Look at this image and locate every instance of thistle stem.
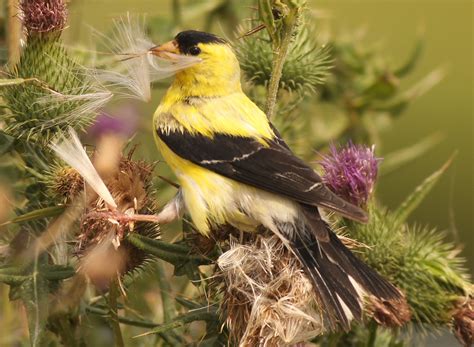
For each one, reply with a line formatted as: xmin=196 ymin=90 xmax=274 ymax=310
xmin=264 ymin=7 xmax=298 ymax=119
xmin=108 ymin=281 xmax=125 ymax=347
xmin=156 ymin=262 xmax=175 ymax=322
xmin=265 ymin=30 xmax=293 ymax=119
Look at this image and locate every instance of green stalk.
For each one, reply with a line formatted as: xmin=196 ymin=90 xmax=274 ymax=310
xmin=85 ymin=305 xmax=183 ymax=345
xmin=108 ymin=281 xmax=125 ymax=347
xmin=262 ymin=1 xmax=302 ymax=119
xmin=156 ymin=261 xmax=175 ymax=322
xmin=265 ymin=30 xmax=294 ymax=119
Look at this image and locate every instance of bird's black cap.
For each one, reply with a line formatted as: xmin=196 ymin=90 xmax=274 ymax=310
xmin=175 ymin=30 xmax=226 ymax=53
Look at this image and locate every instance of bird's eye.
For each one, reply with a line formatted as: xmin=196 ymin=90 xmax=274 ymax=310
xmin=189 ymin=46 xmax=201 ymax=56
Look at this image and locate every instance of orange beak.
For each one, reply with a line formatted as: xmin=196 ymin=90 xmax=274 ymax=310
xmin=149 ymin=40 xmax=180 ymax=59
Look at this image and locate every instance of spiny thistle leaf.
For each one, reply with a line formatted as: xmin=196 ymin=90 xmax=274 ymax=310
xmin=0 ymin=205 xmax=66 ymax=227
xmin=392 ymin=155 xmax=454 ymax=227
xmin=136 ymin=308 xmax=218 ymax=337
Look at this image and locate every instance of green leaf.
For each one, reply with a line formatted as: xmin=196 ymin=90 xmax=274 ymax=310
xmin=126 ymin=234 xmax=211 ymax=282
xmin=372 ymin=68 xmax=445 ymax=116
xmin=135 ymin=308 xmax=218 ymax=337
xmin=0 ymin=273 xmax=28 ymax=285
xmin=394 ymin=34 xmax=424 ymax=77
xmin=175 ymin=296 xmax=203 ymax=310
xmin=1 ymin=205 xmax=66 ymax=226
xmin=393 ymin=155 xmax=455 ymax=226
xmin=380 ymin=133 xmax=443 ymax=176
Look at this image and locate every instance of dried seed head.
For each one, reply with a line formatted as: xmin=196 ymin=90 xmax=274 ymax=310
xmin=20 ymin=0 xmax=68 ymax=35
xmin=76 ymin=151 xmax=158 ymax=290
xmin=217 ymin=234 xmax=325 ymax=345
xmin=452 ymin=297 xmax=474 ymax=347
xmin=320 ymin=142 xmax=381 ymax=206
xmin=367 ymin=295 xmax=411 ymax=328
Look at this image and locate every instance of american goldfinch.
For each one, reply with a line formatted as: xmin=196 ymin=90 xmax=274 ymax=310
xmin=152 ymin=30 xmax=402 ymax=330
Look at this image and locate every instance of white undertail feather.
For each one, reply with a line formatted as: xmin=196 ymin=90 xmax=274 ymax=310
xmin=50 ymin=128 xmax=117 ymax=209
xmin=92 ymin=14 xmax=201 ymax=101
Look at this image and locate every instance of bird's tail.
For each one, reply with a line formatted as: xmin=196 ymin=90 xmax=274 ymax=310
xmin=274 ymin=212 xmax=403 ymax=331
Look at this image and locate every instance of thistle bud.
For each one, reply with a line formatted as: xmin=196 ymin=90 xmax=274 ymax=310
xmin=320 ymin=142 xmax=381 ymax=207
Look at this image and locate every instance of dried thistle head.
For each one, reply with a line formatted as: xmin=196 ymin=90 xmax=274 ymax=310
xmin=217 ymin=234 xmax=325 ymax=346
xmin=20 ymin=0 xmax=68 ymax=35
xmin=320 ymin=142 xmax=381 ymax=207
xmin=452 ymin=296 xmax=474 ymax=347
xmin=76 ymin=152 xmax=157 ymax=290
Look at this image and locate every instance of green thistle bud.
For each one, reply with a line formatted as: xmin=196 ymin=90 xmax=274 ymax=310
xmin=236 ymin=26 xmax=332 ymax=95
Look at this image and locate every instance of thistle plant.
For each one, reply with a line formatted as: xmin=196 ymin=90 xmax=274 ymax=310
xmin=0 ymin=1 xmax=471 ymax=346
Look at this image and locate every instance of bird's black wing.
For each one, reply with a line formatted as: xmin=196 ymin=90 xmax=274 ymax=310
xmin=157 ymin=129 xmax=368 ymax=223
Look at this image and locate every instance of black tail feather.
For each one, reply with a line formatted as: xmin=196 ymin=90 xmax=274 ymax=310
xmin=275 ymin=211 xmax=402 ymax=331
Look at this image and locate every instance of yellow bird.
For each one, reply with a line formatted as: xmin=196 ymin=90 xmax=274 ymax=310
xmin=152 ymin=30 xmax=402 ymax=330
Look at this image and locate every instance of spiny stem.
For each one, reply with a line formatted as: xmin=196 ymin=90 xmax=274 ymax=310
xmin=263 ymin=0 xmax=301 ymax=120
xmin=265 ymin=30 xmax=293 ymax=119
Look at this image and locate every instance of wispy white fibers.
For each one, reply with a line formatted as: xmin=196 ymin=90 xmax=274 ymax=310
xmin=50 ymin=128 xmax=117 ymax=209
xmin=93 ymin=14 xmax=201 ymax=102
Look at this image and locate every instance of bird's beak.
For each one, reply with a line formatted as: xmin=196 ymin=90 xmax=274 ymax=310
xmin=149 ymin=40 xmax=180 ymax=60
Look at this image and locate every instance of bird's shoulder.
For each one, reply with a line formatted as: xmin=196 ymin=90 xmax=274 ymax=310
xmin=155 ymin=92 xmax=273 ymax=140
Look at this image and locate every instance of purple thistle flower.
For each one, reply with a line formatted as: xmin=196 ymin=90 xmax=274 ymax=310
xmin=88 ymin=105 xmax=139 ymax=139
xmin=320 ymin=142 xmax=381 ymax=207
xmin=20 ymin=0 xmax=68 ymax=34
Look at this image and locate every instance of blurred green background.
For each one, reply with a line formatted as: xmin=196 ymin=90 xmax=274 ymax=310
xmin=65 ymin=0 xmax=473 ymax=271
